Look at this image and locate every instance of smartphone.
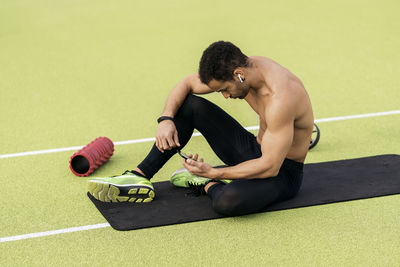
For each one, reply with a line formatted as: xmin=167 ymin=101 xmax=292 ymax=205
xmin=177 ymin=150 xmax=190 ymax=160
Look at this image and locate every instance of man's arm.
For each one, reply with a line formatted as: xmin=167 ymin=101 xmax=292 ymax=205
xmin=183 ymin=100 xmax=295 ymax=179
xmin=214 ymin=112 xmax=294 ymax=179
xmin=156 ymin=73 xmax=213 ymax=152
xmin=160 ymin=73 xmax=213 ymax=117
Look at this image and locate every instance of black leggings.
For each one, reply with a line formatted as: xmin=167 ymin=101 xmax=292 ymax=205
xmin=138 ymin=94 xmax=303 ymax=216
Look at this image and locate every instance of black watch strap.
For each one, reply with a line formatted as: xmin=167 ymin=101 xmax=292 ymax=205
xmin=157 ymin=116 xmax=174 ymax=124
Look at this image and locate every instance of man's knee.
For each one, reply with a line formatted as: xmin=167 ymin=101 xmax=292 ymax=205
xmin=212 ymin=187 xmax=246 ymax=216
xmin=179 ymin=94 xmax=210 ymax=115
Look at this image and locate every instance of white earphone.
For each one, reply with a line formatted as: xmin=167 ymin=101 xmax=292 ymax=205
xmin=238 ymin=74 xmax=244 ymax=83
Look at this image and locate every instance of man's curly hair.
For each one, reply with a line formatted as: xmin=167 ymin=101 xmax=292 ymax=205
xmin=199 ymin=41 xmax=249 ymax=84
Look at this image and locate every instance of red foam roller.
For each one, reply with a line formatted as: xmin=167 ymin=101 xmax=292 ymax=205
xmin=69 ymin=137 xmax=114 ymax=177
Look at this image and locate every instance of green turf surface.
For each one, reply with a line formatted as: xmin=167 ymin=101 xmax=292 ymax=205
xmin=2 ymin=195 xmax=399 ymax=266
xmin=1 ymin=0 xmax=400 ymax=265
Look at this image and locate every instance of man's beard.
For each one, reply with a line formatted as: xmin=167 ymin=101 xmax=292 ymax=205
xmin=239 ymin=87 xmax=249 ymax=99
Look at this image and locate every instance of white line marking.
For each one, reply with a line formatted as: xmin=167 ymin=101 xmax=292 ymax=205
xmin=0 ymin=223 xmax=110 ymax=243
xmin=0 ymin=109 xmax=400 ymax=243
xmin=1 ymin=110 xmax=399 ymax=160
xmin=314 ymin=110 xmax=400 ymax=123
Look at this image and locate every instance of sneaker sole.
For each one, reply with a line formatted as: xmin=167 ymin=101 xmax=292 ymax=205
xmin=88 ymin=182 xmax=155 ymax=203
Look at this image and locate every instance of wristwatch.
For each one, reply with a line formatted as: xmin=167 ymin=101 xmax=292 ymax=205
xmin=157 ymin=116 xmax=174 ymax=124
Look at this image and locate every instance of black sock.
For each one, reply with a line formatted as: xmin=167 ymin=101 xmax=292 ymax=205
xmin=130 ymin=170 xmax=147 ymax=179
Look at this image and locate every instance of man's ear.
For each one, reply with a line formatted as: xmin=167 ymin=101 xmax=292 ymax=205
xmin=233 ymin=68 xmax=245 ymax=80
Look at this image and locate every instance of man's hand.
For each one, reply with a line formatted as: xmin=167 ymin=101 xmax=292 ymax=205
xmin=182 ymin=153 xmax=218 ymax=179
xmin=155 ymin=120 xmax=180 ymax=153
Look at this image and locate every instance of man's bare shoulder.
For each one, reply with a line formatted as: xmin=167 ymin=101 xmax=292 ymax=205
xmin=259 ymin=65 xmax=309 ymax=124
xmin=266 ymin=90 xmax=297 ymax=120
xmin=250 ymin=56 xmax=301 ymax=79
xmin=249 ymin=56 xmax=284 ymax=69
xmin=249 ymin=55 xmax=274 ymax=62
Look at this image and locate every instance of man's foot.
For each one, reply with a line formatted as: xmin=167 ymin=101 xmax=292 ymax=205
xmin=170 ymin=168 xmax=231 ymax=189
xmin=87 ymin=171 xmax=155 ymax=203
xmin=170 ymin=168 xmax=211 ymax=188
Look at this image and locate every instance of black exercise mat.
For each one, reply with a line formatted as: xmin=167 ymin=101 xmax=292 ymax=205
xmin=88 ymin=154 xmax=400 ymax=231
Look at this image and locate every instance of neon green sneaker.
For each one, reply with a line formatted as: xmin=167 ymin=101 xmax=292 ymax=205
xmin=170 ymin=168 xmax=232 ymax=188
xmin=87 ymin=171 xmax=155 ymax=203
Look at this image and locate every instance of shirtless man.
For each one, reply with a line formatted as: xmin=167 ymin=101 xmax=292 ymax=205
xmin=88 ymin=41 xmax=314 ymax=216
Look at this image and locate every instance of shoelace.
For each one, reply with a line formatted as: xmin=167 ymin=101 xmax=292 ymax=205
xmin=185 ymin=179 xmax=215 ymax=197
